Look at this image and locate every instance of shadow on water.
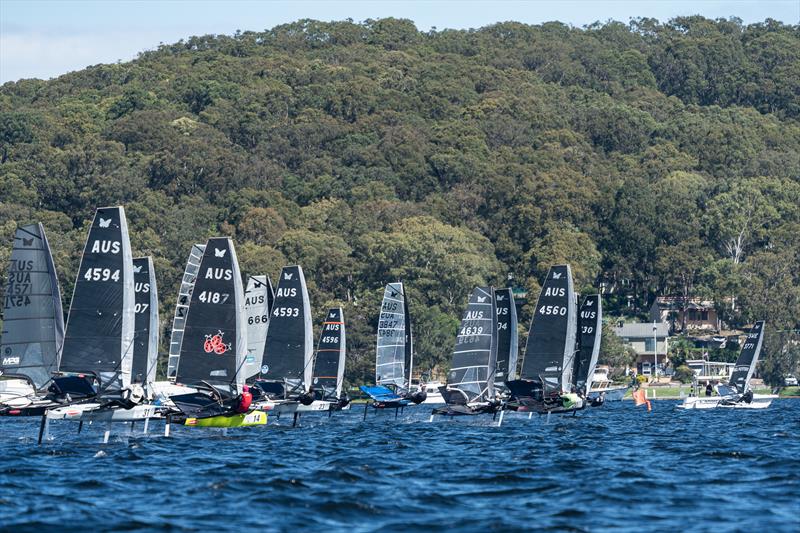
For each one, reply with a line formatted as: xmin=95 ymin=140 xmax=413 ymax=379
xmin=1 ymin=399 xmax=799 ymax=531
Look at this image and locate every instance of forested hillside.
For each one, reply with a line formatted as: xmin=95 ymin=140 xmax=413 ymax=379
xmin=1 ymin=17 xmax=798 ymax=385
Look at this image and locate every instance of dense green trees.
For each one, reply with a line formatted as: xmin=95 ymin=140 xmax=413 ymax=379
xmin=1 ymin=17 xmax=798 ymax=386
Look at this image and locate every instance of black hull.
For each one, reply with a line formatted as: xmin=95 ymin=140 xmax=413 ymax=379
xmin=431 ymin=403 xmax=499 ymax=417
xmin=0 ymin=404 xmax=54 ymax=417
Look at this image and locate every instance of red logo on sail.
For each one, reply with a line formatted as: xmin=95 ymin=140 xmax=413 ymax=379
xmin=204 ymin=331 xmax=231 ymax=355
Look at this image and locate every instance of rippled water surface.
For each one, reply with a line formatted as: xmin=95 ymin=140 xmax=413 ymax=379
xmin=1 ymin=400 xmax=798 ymax=531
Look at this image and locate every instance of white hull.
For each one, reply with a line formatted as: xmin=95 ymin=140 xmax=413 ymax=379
xmin=255 ymin=399 xmax=335 ymax=414
xmin=421 ymin=392 xmax=445 ymax=404
xmin=46 ymin=403 xmax=163 ymax=421
xmin=588 ymin=385 xmax=629 ymax=402
xmin=678 ymin=394 xmax=777 ymax=410
xmin=0 ymin=379 xmax=36 ymax=407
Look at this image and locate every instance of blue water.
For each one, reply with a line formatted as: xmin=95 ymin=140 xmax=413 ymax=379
xmin=1 ymin=400 xmax=798 ymax=532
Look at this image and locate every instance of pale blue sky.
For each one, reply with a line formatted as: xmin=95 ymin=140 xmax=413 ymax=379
xmin=1 ymin=1 xmax=798 ymax=83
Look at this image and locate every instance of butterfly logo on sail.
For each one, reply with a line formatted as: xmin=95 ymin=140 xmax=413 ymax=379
xmin=203 ymin=331 xmax=231 ymax=355
xmin=284 ymin=272 xmax=293 ymax=280
xmin=21 ymin=238 xmax=33 ymax=246
xmin=496 ymin=295 xmax=505 ymax=301
xmin=133 ymin=264 xmax=142 ymax=273
xmin=330 ymin=312 xmax=336 ymax=318
xmin=586 ymin=299 xmax=594 ymax=306
xmin=214 ymin=248 xmax=226 ymax=258
xmin=98 ymin=218 xmax=111 ymax=228
xmin=477 ymin=296 xmax=487 ymax=303
xmin=390 ymin=290 xmax=398 ymax=298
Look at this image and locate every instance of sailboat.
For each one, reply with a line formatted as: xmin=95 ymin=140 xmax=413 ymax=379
xmin=574 ymin=295 xmax=603 ymax=406
xmin=360 ymin=282 xmax=426 ymax=417
xmin=243 ymin=275 xmax=274 ymax=383
xmin=432 ymin=286 xmax=501 ymax=417
xmin=131 ymin=257 xmax=158 ymax=391
xmin=504 ymin=264 xmax=582 ymax=414
xmin=167 ymin=237 xmax=265 ymax=427
xmin=44 ymin=207 xmax=163 ymax=428
xmin=679 ymin=321 xmax=777 ymax=409
xmin=493 ymin=287 xmax=518 ymax=394
xmin=251 ymin=265 xmax=334 ymax=421
xmin=311 ymin=307 xmax=349 ymax=409
xmin=0 ymin=223 xmax=64 ymax=416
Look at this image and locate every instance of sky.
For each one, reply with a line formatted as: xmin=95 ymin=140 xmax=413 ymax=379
xmin=1 ymin=0 xmax=798 ymax=83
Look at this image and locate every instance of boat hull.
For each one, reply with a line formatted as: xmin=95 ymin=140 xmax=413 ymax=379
xmin=677 ymin=394 xmax=777 ymax=410
xmin=588 ymin=385 xmax=629 ymax=402
xmin=255 ymin=400 xmax=334 ymax=414
xmin=184 ymin=410 xmax=267 ymax=427
xmin=46 ymin=403 xmax=163 ymax=421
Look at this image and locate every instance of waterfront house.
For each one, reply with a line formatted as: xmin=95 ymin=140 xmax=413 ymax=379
xmin=649 ymin=297 xmax=720 ymax=334
xmin=614 ymin=322 xmax=670 ymax=376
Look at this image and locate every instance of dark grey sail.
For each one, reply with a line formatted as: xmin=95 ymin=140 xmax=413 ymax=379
xmin=131 ymin=257 xmax=159 ymax=385
xmin=573 ymin=295 xmax=602 ymax=395
xmin=175 ymin=238 xmax=246 ymax=393
xmin=447 ymin=287 xmax=497 ymax=402
xmin=0 ymin=223 xmax=64 ymax=390
xmin=729 ymin=321 xmax=765 ymax=394
xmin=167 ymin=243 xmax=205 ymax=380
xmin=493 ymin=288 xmax=518 ymax=387
xmin=243 ymin=275 xmax=274 ymax=382
xmin=376 ymin=282 xmax=413 ymax=390
xmin=519 ymin=265 xmax=577 ymax=394
xmin=312 ymin=307 xmax=346 ymax=398
xmin=60 ymin=206 xmax=135 ymax=391
xmin=261 ymin=265 xmax=313 ymax=391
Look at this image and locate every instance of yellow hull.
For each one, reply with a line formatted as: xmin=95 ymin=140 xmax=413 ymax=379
xmin=184 ymin=411 xmax=267 ymax=427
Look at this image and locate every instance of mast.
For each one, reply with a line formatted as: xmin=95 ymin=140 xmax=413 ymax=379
xmin=59 ymin=206 xmax=135 ymax=392
xmin=167 ymin=243 xmax=205 ymax=380
xmin=0 ymin=223 xmax=64 ymax=390
xmin=404 ymin=287 xmax=413 ymax=390
xmin=243 ymin=275 xmax=272 ymax=382
xmin=729 ymin=321 xmax=766 ymax=394
xmin=131 ymin=257 xmax=159 ymax=385
xmin=312 ymin=307 xmax=346 ymax=398
xmin=446 ymin=287 xmax=496 ymax=402
xmin=262 ymin=265 xmax=313 ymax=392
xmin=375 ymin=282 xmax=408 ymax=390
xmin=493 ymin=287 xmax=518 ymax=386
xmin=573 ymin=295 xmax=602 ymax=395
xmin=519 ymin=265 xmax=577 ymax=394
xmin=175 ymin=238 xmax=246 ymax=394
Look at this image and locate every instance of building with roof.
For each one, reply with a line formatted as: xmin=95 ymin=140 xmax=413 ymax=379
xmin=649 ymin=297 xmax=720 ymax=333
xmin=614 ymin=322 xmax=670 ymax=376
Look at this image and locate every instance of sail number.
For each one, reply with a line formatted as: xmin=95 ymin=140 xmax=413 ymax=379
xmin=321 ymin=336 xmax=339 ymax=343
xmin=539 ymin=305 xmax=567 ymax=316
xmin=248 ymin=315 xmax=268 ymax=325
xmin=83 ymin=268 xmax=120 ymax=282
xmin=135 ymin=303 xmax=149 ymax=313
xmin=460 ymin=326 xmax=484 ymax=336
xmin=198 ymin=291 xmax=229 ymax=304
xmin=581 ymin=326 xmax=594 ymax=334
xmin=273 ymin=307 xmax=300 ymax=317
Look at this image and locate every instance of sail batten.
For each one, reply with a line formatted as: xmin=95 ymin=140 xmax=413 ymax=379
xmin=0 ymin=223 xmax=65 ymax=390
xmin=375 ymin=282 xmax=412 ymax=390
xmin=59 ymin=207 xmax=135 ymax=391
xmin=519 ymin=265 xmax=577 ymax=394
xmin=131 ymin=257 xmax=159 ymax=385
xmin=312 ymin=307 xmax=346 ymax=399
xmin=175 ymin=238 xmax=246 ymax=393
xmin=261 ymin=266 xmax=313 ymax=391
xmin=447 ymin=287 xmax=497 ymax=402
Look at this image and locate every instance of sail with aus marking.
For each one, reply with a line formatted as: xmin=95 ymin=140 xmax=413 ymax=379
xmin=728 ymin=321 xmax=765 ymax=394
xmin=447 ymin=287 xmax=497 ymax=402
xmin=243 ymin=275 xmax=274 ymax=382
xmin=59 ymin=206 xmax=135 ymax=392
xmin=261 ymin=265 xmax=313 ymax=392
xmin=573 ymin=295 xmax=602 ymax=395
xmin=519 ymin=265 xmax=577 ymax=394
xmin=175 ymin=238 xmax=246 ymax=394
xmin=167 ymin=243 xmax=205 ymax=380
xmin=312 ymin=307 xmax=346 ymax=399
xmin=0 ymin=223 xmax=65 ymax=390
xmin=493 ymin=287 xmax=518 ymax=386
xmin=131 ymin=257 xmax=159 ymax=385
xmin=376 ymin=282 xmax=412 ymax=390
